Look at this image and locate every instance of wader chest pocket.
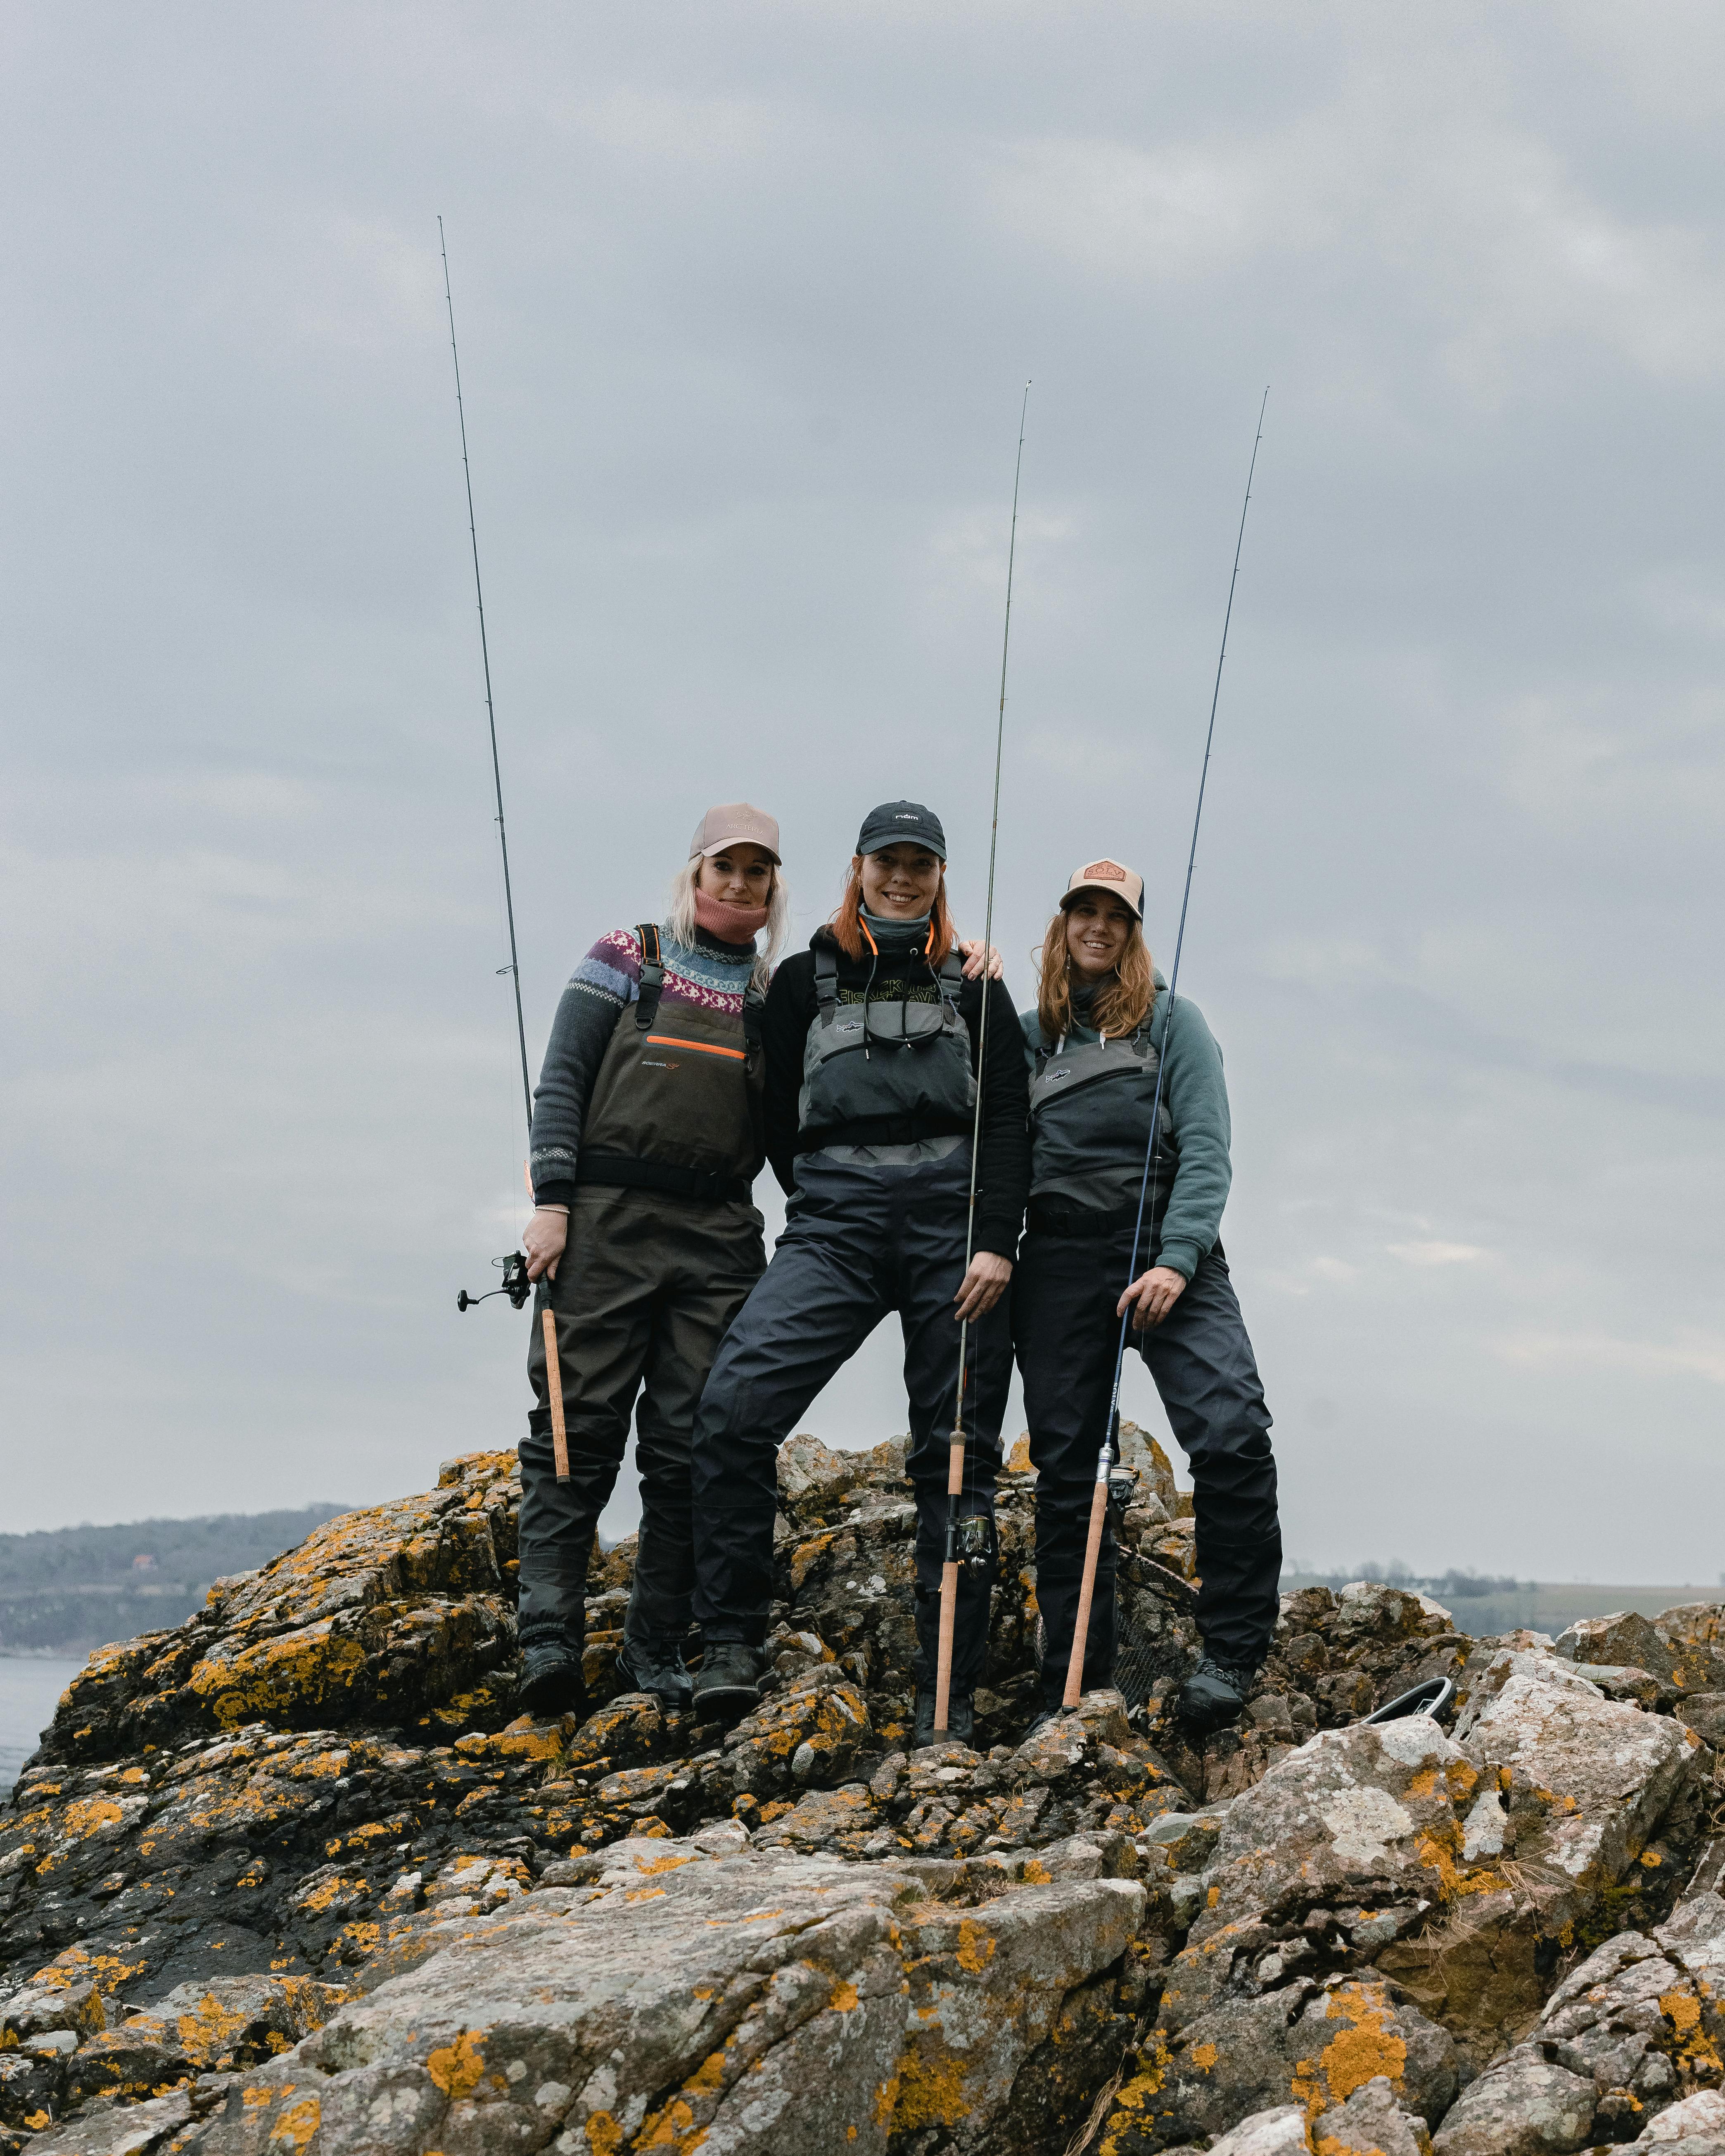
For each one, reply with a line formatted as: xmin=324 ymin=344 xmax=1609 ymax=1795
xmin=801 ymin=944 xmax=975 ymax=1130
xmin=578 ymin=925 xmax=765 ymax=1191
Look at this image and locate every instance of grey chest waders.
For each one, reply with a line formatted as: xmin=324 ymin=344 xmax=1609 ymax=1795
xmin=1062 ymin=388 xmax=1269 ymax=1712
xmin=933 ymin=383 xmax=1031 ymax=1738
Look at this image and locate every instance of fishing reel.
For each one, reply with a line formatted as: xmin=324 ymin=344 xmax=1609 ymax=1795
xmin=1106 ymin=1463 xmax=1139 ymax=1526
xmin=456 ymin=1250 xmax=532 ymax=1312
xmin=950 ymin=1513 xmax=999 ymax=1580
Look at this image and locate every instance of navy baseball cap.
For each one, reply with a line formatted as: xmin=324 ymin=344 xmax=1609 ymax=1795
xmin=856 ymin=800 xmax=947 ymax=859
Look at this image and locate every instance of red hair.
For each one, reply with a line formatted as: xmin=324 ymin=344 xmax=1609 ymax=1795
xmin=830 ymin=857 xmax=955 ymax=966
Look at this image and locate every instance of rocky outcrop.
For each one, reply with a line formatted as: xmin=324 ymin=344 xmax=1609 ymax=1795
xmin=165 ymin=1826 xmax=1143 ymax=2156
xmin=2 ymin=1431 xmax=1721 ymax=2154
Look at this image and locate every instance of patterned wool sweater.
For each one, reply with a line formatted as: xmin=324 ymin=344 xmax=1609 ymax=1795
xmin=529 ymin=924 xmax=760 ymax=1207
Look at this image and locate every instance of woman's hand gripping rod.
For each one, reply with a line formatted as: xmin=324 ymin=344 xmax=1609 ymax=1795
xmin=1062 ymin=388 xmax=1269 ymax=1712
xmin=935 ymin=384 xmax=1031 ymax=1738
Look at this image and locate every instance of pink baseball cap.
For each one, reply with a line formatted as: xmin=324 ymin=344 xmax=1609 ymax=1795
xmin=1060 ymin=856 xmax=1144 ymax=919
xmin=688 ymin=802 xmax=781 ymax=865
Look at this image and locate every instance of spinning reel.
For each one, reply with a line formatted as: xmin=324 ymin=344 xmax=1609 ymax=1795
xmin=456 ymin=1250 xmax=532 ymax=1312
xmin=952 ymin=1513 xmax=999 ymax=1579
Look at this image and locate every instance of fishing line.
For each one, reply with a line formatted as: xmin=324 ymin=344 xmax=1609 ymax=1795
xmin=443 ymin=218 xmax=543 ymax=1345
xmin=933 ymin=381 xmax=1031 ymax=1736
xmin=1062 ymin=386 xmax=1270 ymax=1711
xmin=439 ymin=216 xmax=533 ymax=1138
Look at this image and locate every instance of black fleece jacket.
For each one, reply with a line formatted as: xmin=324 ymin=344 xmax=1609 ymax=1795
xmin=761 ymin=929 xmax=1030 ymax=1259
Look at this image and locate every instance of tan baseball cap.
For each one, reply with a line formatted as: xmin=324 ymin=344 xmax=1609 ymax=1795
xmin=688 ymin=802 xmax=781 ymax=865
xmin=1060 ymin=856 xmax=1144 ymax=919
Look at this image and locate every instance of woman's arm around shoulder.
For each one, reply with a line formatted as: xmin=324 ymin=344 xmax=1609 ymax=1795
xmin=972 ymin=975 xmax=1030 ymax=1258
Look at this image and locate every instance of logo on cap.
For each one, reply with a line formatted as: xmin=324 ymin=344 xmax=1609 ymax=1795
xmin=895 ymin=813 xmax=917 ymax=821
xmin=1082 ymin=860 xmax=1127 ymax=881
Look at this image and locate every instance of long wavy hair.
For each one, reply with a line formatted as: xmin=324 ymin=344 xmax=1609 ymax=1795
xmin=1035 ymin=904 xmax=1156 ymax=1041
xmin=829 ymin=857 xmax=956 ymax=966
xmin=666 ymin=859 xmax=790 ymax=991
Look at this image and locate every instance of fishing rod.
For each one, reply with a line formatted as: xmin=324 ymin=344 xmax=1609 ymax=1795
xmin=1062 ymin=387 xmax=1269 ymax=1712
xmin=934 ymin=382 xmax=1031 ymax=1739
xmin=440 ymin=216 xmax=533 ymax=1135
xmin=439 ymin=220 xmax=570 ymax=1480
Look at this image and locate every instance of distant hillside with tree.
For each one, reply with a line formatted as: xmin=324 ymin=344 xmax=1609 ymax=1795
xmin=0 ymin=1507 xmax=350 ymax=1657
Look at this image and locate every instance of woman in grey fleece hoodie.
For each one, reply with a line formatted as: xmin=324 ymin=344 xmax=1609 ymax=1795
xmin=1012 ymin=856 xmax=1281 ymax=1740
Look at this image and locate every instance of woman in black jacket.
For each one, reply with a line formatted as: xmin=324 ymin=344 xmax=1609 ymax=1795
xmin=689 ymin=801 xmax=1029 ymax=1742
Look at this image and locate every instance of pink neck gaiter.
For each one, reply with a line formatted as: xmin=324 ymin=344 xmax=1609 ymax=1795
xmin=695 ymin=888 xmax=769 ymax=945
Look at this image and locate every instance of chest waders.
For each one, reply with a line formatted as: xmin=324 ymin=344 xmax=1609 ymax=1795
xmin=582 ymin=924 xmax=766 ymax=1202
xmin=1027 ymin=1025 xmax=1179 ymax=1218
xmin=933 ymin=381 xmax=1031 ymax=1737
xmin=1062 ymin=388 xmax=1268 ymax=1711
xmin=535 ymin=927 xmax=765 ymax=1483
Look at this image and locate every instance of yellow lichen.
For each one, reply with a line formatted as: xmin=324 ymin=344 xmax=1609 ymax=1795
xmin=636 ymin=2093 xmax=707 ymax=2149
xmin=425 ymin=2027 xmax=486 ymax=2098
xmin=955 ymin=1920 xmax=996 ymax=1974
xmin=1291 ymin=1984 xmax=1408 ymax=2123
xmin=892 ymin=2044 xmax=972 ymax=2130
xmin=265 ymin=2095 xmax=321 ymax=2149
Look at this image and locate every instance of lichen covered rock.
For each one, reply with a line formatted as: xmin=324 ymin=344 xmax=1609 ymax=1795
xmin=6 ymin=1439 xmax=1725 ymax=2155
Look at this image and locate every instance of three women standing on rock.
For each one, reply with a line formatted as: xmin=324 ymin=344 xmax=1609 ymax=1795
xmin=515 ymin=803 xmax=1280 ymax=1745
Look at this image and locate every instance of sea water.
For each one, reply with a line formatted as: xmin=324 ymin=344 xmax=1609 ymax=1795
xmin=0 ymin=1657 xmax=81 ymax=1792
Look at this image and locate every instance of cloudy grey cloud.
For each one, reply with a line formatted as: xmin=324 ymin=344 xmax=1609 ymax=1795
xmin=5 ymin=3 xmax=1721 ymax=1583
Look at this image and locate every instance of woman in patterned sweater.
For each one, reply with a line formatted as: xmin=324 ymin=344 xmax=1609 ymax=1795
xmin=515 ymin=804 xmax=788 ymax=1718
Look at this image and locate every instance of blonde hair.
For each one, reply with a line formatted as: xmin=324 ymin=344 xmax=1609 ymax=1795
xmin=667 ymin=857 xmax=789 ymax=989
xmin=1034 ymin=904 xmax=1156 ymax=1043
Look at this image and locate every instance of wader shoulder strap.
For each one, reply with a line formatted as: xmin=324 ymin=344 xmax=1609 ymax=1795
xmin=634 ymin=923 xmax=665 ymax=1032
xmin=814 ymin=943 xmax=839 ymax=1025
xmin=743 ymin=981 xmax=767 ymax=1165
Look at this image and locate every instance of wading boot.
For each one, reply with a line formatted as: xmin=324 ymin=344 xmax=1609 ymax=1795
xmin=518 ymin=1632 xmax=585 ymax=1721
xmin=691 ymin=1641 xmax=764 ymax=1727
xmin=1177 ymin=1653 xmax=1255 ymax=1736
xmin=914 ymin=1689 xmax=975 ymax=1749
xmin=616 ymin=1633 xmax=694 ymax=1715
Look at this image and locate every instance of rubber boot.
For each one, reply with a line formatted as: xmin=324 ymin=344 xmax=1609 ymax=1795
xmin=691 ymin=1641 xmax=764 ymax=1726
xmin=616 ymin=1629 xmax=694 ymax=1715
xmin=1177 ymin=1653 xmax=1256 ymax=1735
xmin=517 ymin=1618 xmax=585 ymax=1721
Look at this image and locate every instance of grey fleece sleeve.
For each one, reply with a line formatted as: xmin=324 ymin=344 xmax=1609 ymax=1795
xmin=1153 ymin=995 xmax=1233 ymax=1280
xmin=527 ymin=928 xmax=639 ymax=1204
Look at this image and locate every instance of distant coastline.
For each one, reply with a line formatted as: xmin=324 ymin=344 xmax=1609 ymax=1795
xmin=1281 ymin=1570 xmax=1719 ymax=1641
xmin=0 ymin=1505 xmax=349 ymax=1659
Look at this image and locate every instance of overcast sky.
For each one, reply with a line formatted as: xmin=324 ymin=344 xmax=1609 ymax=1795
xmin=4 ymin=4 xmax=1722 ymax=1583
